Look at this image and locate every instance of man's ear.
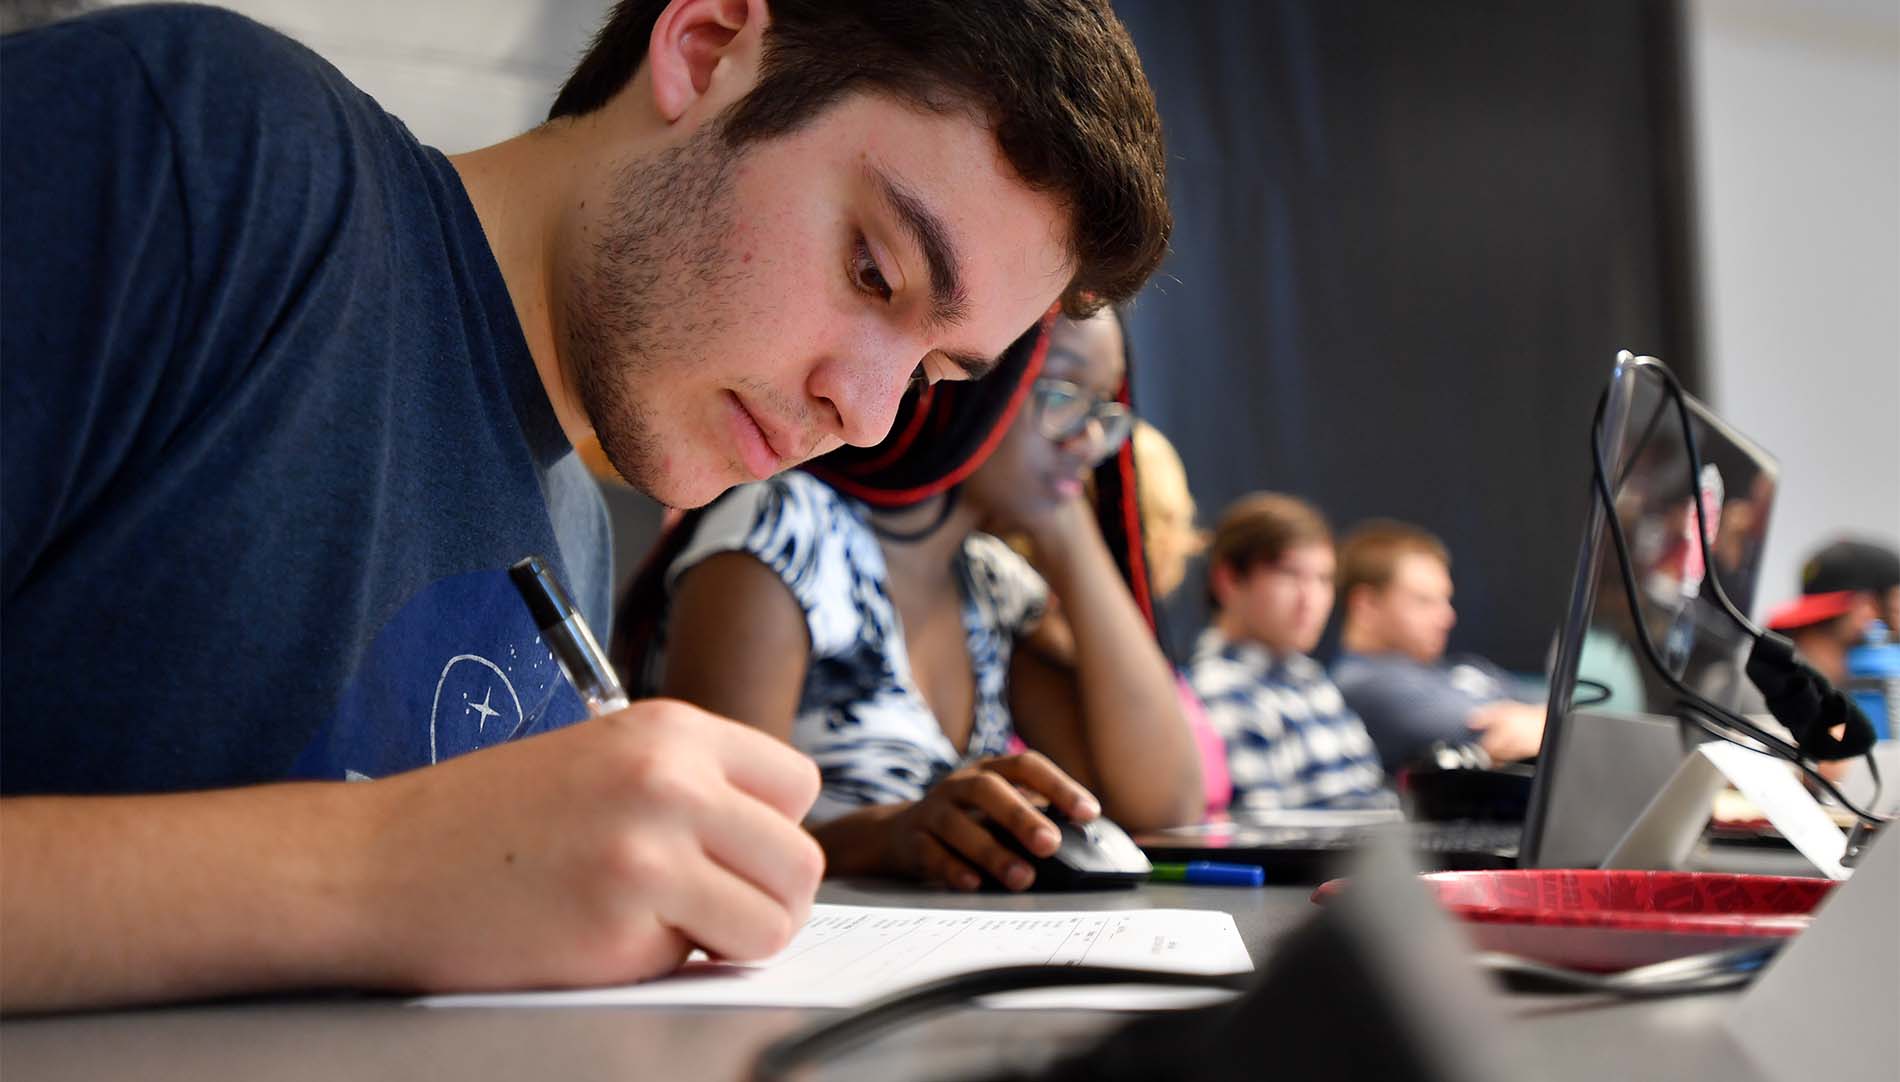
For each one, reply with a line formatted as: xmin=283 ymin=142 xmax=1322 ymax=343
xmin=647 ymin=0 xmax=769 ymax=124
xmin=1209 ymin=561 xmax=1238 ymax=609
xmin=1848 ymin=593 xmax=1880 ymax=624
xmin=1343 ymin=583 xmax=1376 ymax=625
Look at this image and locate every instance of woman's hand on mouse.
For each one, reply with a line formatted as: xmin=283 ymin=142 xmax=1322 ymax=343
xmin=883 ymin=752 xmax=1100 ymax=892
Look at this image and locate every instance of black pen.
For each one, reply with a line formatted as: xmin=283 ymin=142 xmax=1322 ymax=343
xmin=509 ymin=555 xmax=631 ymax=716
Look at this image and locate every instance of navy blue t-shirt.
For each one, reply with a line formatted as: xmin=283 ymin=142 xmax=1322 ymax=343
xmin=1 ymin=7 xmax=612 ymax=795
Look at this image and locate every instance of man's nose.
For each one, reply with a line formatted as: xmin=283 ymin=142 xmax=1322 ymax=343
xmin=806 ymin=336 xmax=923 ymax=448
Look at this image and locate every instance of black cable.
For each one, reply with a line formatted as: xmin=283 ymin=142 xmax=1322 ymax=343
xmin=1679 ymin=703 xmax=1888 ymax=835
xmin=1476 ymin=942 xmax=1780 ymax=998
xmin=1589 ymin=390 xmax=1781 ymax=759
xmin=1675 ymin=700 xmax=1875 ymax=816
xmin=1572 ymin=677 xmax=1613 ymax=709
xmin=1620 ymin=396 xmax=1672 ymax=488
xmin=748 ymin=938 xmax=1787 ymax=1081
xmin=747 ymin=940 xmax=1772 ymax=1082
xmin=1588 ymin=360 xmax=1888 ymax=825
xmin=1589 ymin=371 xmax=1828 ymax=790
xmin=748 ymin=965 xmax=1251 ymax=1082
xmin=1624 ymin=359 xmax=1763 ymax=640
xmin=1866 ymin=749 xmax=1884 ymax=814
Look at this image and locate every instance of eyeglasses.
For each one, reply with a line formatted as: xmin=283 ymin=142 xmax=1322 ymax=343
xmin=1029 ymin=378 xmax=1133 ymax=463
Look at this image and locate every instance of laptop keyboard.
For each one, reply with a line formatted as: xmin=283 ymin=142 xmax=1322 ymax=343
xmin=1220 ymin=820 xmax=1519 ymax=855
xmin=1411 ymin=820 xmax=1522 ymax=855
xmin=1136 ymin=817 xmax=1524 ymax=880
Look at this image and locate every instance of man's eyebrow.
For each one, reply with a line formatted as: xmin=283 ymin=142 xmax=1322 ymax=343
xmin=870 ymin=166 xmax=970 ymax=331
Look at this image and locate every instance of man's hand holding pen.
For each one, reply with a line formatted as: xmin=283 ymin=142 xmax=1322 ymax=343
xmin=352 ymin=702 xmax=824 ymax=990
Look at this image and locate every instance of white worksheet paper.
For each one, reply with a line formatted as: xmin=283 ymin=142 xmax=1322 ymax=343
xmin=421 ymin=904 xmax=1254 ymax=1011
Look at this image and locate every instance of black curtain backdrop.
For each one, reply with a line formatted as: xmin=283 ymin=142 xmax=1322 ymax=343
xmin=1111 ymin=0 xmax=1701 ymax=672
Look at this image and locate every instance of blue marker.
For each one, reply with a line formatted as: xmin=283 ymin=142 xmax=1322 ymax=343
xmin=1149 ymin=861 xmax=1264 ymax=887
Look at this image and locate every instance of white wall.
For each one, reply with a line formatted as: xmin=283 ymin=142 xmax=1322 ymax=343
xmin=105 ymin=0 xmax=612 ymax=153
xmin=1687 ymin=0 xmax=1900 ymax=615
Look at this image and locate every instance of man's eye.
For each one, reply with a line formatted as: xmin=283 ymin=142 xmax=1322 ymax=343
xmin=851 ymin=239 xmax=892 ymax=302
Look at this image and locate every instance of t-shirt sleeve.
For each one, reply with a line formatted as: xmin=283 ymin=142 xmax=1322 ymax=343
xmin=1 ymin=20 xmax=189 ymax=599
xmin=666 ymin=474 xmax=869 ymax=656
xmin=963 ymin=534 xmax=1049 ymax=638
xmin=1447 ymin=655 xmax=1544 ymax=704
xmin=1333 ymin=659 xmax=1484 ymax=767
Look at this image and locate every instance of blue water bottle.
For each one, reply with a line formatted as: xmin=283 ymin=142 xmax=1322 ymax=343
xmin=1846 ymin=620 xmax=1900 ymax=742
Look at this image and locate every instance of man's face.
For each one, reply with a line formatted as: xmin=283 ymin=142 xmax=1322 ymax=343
xmin=1229 ymin=543 xmax=1338 ymax=656
xmin=556 ymin=94 xmax=1073 ymax=509
xmin=1791 ymin=596 xmax=1878 ymax=684
xmin=1365 ymin=552 xmax=1457 ymax=664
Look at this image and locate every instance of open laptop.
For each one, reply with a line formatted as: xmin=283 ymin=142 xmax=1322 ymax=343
xmin=1138 ymin=352 xmax=1782 ymax=879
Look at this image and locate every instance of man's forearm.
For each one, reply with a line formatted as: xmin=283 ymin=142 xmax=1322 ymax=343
xmin=2 ymin=702 xmax=828 ymax=1015
xmin=1 ymin=785 xmax=377 ymax=1013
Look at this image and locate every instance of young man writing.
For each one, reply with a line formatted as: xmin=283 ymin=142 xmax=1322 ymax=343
xmin=0 ymin=0 xmax=1170 ymax=1010
xmin=1331 ymin=521 xmax=1546 ymax=771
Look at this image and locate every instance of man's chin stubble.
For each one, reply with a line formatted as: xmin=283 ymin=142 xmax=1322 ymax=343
xmin=632 ymin=451 xmax=753 ymax=511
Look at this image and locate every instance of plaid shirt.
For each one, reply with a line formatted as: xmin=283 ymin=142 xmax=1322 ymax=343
xmin=1187 ymin=627 xmax=1390 ymax=811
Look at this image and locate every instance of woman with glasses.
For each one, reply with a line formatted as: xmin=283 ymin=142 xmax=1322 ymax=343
xmin=613 ymin=309 xmax=1201 ymax=891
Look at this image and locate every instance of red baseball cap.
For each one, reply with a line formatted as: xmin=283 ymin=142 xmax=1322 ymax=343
xmin=1764 ymin=590 xmax=1859 ymax=632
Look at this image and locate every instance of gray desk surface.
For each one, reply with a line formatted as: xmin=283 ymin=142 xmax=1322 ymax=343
xmin=1 ymin=863 xmax=1824 ymax=1082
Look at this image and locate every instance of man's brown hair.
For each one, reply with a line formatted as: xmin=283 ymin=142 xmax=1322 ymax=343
xmin=1337 ymin=520 xmax=1451 ymax=603
xmin=1207 ymin=493 xmax=1332 ymax=605
xmin=548 ymin=0 xmax=1170 ymax=316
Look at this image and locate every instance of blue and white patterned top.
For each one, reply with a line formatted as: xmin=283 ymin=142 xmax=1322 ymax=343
xmin=653 ymin=471 xmax=1047 ymax=824
xmin=1186 ymin=626 xmax=1389 ymax=811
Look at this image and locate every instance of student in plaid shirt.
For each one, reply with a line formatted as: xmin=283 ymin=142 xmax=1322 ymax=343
xmin=1187 ymin=493 xmax=1391 ymax=810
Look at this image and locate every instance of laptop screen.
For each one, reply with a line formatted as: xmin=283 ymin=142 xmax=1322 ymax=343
xmin=1522 ymin=353 xmax=1780 ymax=863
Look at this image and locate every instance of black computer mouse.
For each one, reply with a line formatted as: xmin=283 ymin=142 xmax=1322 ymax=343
xmin=982 ymin=807 xmax=1152 ymax=891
